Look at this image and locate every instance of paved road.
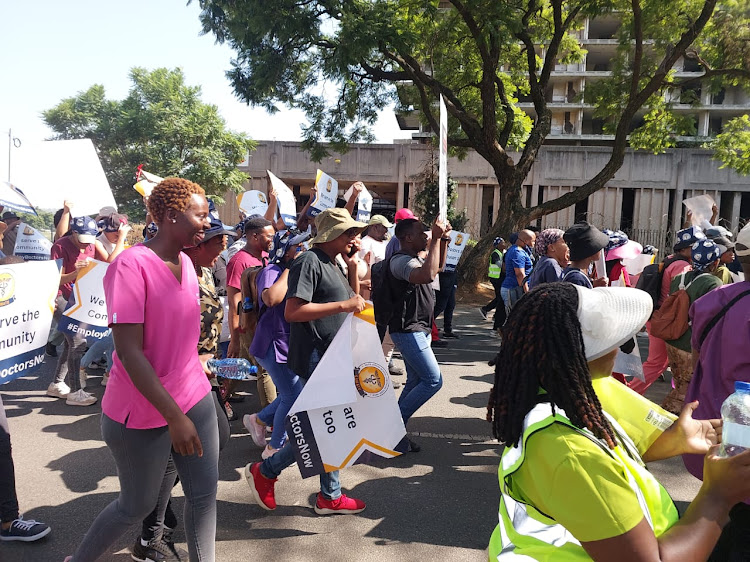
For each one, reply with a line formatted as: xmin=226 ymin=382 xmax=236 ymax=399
xmin=2 ymin=305 xmax=700 ymax=561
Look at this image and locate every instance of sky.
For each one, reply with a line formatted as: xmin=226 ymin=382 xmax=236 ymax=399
xmin=0 ymin=0 xmax=411 ymax=181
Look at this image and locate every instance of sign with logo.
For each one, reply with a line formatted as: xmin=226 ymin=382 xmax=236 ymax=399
xmin=133 ymin=168 xmax=164 ymax=198
xmin=0 ymin=260 xmax=60 ymax=384
xmin=237 ymin=190 xmax=269 ymax=218
xmin=58 ymin=260 xmax=111 ymax=343
xmin=444 ymin=230 xmax=469 ymax=273
xmin=438 ymin=94 xmax=448 ymax=224
xmin=267 ymin=171 xmax=298 ymax=228
xmin=13 ymin=223 xmax=53 ymax=261
xmin=344 ymin=183 xmax=373 ymax=223
xmin=0 ymin=181 xmax=37 ymax=215
xmin=286 ymin=306 xmax=407 ymax=477
xmin=308 ymin=170 xmax=338 ymax=217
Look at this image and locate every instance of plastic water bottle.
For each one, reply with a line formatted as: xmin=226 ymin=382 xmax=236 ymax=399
xmin=207 ymin=358 xmax=258 ymax=381
xmin=719 ymin=381 xmax=750 ymax=457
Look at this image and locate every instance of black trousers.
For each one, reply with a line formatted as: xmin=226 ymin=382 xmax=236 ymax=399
xmin=0 ymin=393 xmax=19 ymax=523
xmin=709 ymin=503 xmax=750 ymax=562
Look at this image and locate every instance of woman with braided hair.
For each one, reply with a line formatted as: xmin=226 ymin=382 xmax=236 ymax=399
xmin=488 ymin=282 xmax=750 ymax=561
xmin=66 ymin=178 xmax=219 ymax=562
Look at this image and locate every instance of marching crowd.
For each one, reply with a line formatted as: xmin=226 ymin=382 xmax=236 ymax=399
xmin=1 ymin=176 xmax=750 ymax=561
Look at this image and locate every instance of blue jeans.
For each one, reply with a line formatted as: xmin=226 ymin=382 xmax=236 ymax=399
xmin=255 ymin=345 xmax=304 ymax=449
xmin=500 ymin=285 xmax=524 ymax=316
xmin=258 ymin=349 xmax=341 ymax=500
xmin=81 ymin=332 xmax=114 ymax=372
xmin=390 ymin=330 xmax=443 ymax=425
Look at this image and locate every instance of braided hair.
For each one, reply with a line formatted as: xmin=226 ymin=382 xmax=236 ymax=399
xmin=487 ymin=283 xmax=616 ymax=449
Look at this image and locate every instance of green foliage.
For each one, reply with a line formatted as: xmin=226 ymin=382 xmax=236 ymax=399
xmin=628 ymin=97 xmax=697 ymax=153
xmin=43 ymin=68 xmax=256 ymax=219
xmin=707 ymin=115 xmax=750 ymax=175
xmin=412 ymin=149 xmax=469 ymax=232
xmin=17 ymin=210 xmax=56 ymax=240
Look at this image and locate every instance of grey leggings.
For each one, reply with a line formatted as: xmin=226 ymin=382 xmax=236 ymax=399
xmin=72 ymin=392 xmax=219 ymax=562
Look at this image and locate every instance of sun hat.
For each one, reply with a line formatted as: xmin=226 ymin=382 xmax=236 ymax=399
xmin=200 ymin=200 xmax=238 ymax=244
xmin=603 ymin=230 xmax=643 ymax=261
xmin=71 ymin=216 xmax=98 ymax=244
xmin=709 ymin=235 xmax=734 ymax=256
xmin=564 ymin=222 xmax=610 ymax=262
xmin=394 ymin=208 xmax=416 ymax=222
xmin=674 ymin=226 xmax=705 ymax=251
xmin=535 ymin=228 xmax=564 ymax=257
xmin=691 ymin=239 xmax=721 ymax=271
xmin=736 ymin=224 xmax=750 ymax=262
xmin=2 ymin=211 xmax=19 ymax=222
xmin=368 ymin=214 xmax=393 ymax=228
xmin=573 ymin=285 xmax=653 ymax=361
xmin=309 ymin=208 xmax=368 ymax=245
xmin=269 ymin=228 xmax=312 ymax=265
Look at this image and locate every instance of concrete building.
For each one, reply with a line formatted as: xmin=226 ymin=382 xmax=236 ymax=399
xmin=221 ymin=141 xmax=750 ymax=257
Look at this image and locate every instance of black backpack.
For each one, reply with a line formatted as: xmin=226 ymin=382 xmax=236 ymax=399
xmin=371 ymin=253 xmax=413 ymax=327
xmin=635 ymin=255 xmax=689 ymax=312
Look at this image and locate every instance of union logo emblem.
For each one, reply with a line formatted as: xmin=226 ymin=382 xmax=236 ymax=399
xmin=354 ymin=364 xmax=387 ymax=397
xmin=0 ymin=271 xmax=16 ymax=307
xmin=326 ymin=178 xmax=333 ymax=192
xmin=454 ymin=233 xmax=464 ymax=245
xmin=258 ymin=192 xmax=267 ymax=204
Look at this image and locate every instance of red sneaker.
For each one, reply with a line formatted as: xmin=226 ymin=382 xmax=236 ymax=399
xmin=245 ymin=462 xmax=277 ymax=510
xmin=314 ymin=493 xmax=366 ymax=515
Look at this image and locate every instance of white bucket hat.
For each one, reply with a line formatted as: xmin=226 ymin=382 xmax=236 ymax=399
xmin=573 ymin=285 xmax=653 ymax=361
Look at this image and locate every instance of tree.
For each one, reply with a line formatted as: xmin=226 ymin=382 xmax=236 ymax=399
xmin=412 ymin=147 xmax=469 ymax=232
xmin=194 ymin=0 xmax=750 ymax=284
xmin=43 ymin=68 xmax=256 ymax=218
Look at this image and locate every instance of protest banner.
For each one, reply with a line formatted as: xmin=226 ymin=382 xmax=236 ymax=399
xmin=58 ymin=260 xmax=111 ymax=343
xmin=344 ymin=183 xmax=373 ymax=223
xmin=308 ymin=170 xmax=338 ymax=217
xmin=0 ymin=260 xmax=60 ymax=384
xmin=444 ymin=231 xmax=469 ymax=273
xmin=237 ymin=190 xmax=269 ymax=217
xmin=13 ymin=223 xmax=53 ymax=261
xmin=0 ymin=181 xmax=37 ymax=215
xmin=438 ymin=95 xmax=448 ymax=223
xmin=133 ymin=167 xmax=164 ymax=198
xmin=286 ymin=306 xmax=407 ymax=477
xmin=267 ymin=171 xmax=298 ymax=228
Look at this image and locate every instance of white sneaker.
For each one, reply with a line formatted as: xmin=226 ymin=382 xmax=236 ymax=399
xmin=243 ymin=414 xmax=267 ymax=447
xmin=261 ymin=445 xmax=279 ymax=460
xmin=66 ymin=389 xmax=97 ymax=406
xmin=79 ymin=368 xmax=88 ymax=390
xmin=46 ymin=382 xmax=71 ymax=399
xmin=101 ymin=372 xmax=109 ymax=386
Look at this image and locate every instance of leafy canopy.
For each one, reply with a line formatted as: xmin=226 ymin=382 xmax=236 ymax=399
xmin=43 ymin=68 xmax=256 ymax=218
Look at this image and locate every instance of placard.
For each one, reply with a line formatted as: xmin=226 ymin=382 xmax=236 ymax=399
xmin=237 ymin=190 xmax=269 ymax=217
xmin=444 ymin=231 xmax=469 ymax=273
xmin=438 ymin=95 xmax=448 ymax=223
xmin=133 ymin=168 xmax=164 ymax=198
xmin=267 ymin=171 xmax=298 ymax=228
xmin=344 ymin=183 xmax=373 ymax=223
xmin=0 ymin=260 xmax=60 ymax=384
xmin=308 ymin=170 xmax=338 ymax=217
xmin=286 ymin=306 xmax=407 ymax=477
xmin=0 ymin=181 xmax=37 ymax=215
xmin=13 ymin=223 xmax=53 ymax=261
xmin=58 ymin=260 xmax=111 ymax=343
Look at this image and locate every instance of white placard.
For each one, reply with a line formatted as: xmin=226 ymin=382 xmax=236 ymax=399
xmin=237 ymin=190 xmax=269 ymax=217
xmin=133 ymin=169 xmax=164 ymax=198
xmin=58 ymin=260 xmax=111 ymax=343
xmin=444 ymin=231 xmax=469 ymax=273
xmin=682 ymin=195 xmax=715 ymax=229
xmin=267 ymin=171 xmax=298 ymax=228
xmin=344 ymin=184 xmax=373 ymax=223
xmin=0 ymin=181 xmax=36 ymax=215
xmin=309 ymin=170 xmax=338 ymax=217
xmin=438 ymin=95 xmax=448 ymax=223
xmin=286 ymin=307 xmax=406 ymax=477
xmin=13 ymin=223 xmax=52 ymax=261
xmin=0 ymin=260 xmax=61 ymax=384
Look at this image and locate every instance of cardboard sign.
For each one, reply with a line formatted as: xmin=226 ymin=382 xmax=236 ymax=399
xmin=58 ymin=260 xmax=111 ymax=343
xmin=13 ymin=223 xmax=53 ymax=261
xmin=267 ymin=171 xmax=298 ymax=228
xmin=133 ymin=169 xmax=164 ymax=198
xmin=237 ymin=190 xmax=269 ymax=217
xmin=344 ymin=183 xmax=373 ymax=223
xmin=286 ymin=306 xmax=407 ymax=477
xmin=444 ymin=231 xmax=469 ymax=273
xmin=438 ymin=95 xmax=448 ymax=224
xmin=0 ymin=181 xmax=36 ymax=215
xmin=0 ymin=260 xmax=60 ymax=384
xmin=308 ymin=170 xmax=338 ymax=217
xmin=682 ymin=194 xmax=715 ymax=229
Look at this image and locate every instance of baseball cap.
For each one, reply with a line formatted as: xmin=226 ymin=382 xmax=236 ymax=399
xmin=674 ymin=226 xmax=705 ymax=251
xmin=394 ymin=208 xmax=416 ymax=222
xmin=200 ymin=200 xmax=238 ymax=244
xmin=71 ymin=216 xmax=98 ymax=244
xmin=494 ymin=237 xmax=505 ymax=245
xmin=97 ymin=213 xmax=129 ymax=233
xmin=2 ymin=211 xmax=19 ymax=222
xmin=368 ymin=215 xmax=393 ymax=228
xmin=691 ymin=239 xmax=721 ymax=270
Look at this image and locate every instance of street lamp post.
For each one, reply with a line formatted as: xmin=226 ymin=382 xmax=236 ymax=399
xmin=6 ymin=129 xmax=21 ymax=182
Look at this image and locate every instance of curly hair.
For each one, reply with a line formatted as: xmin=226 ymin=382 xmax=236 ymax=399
xmin=487 ymin=283 xmax=616 ymax=449
xmin=147 ymin=177 xmax=205 ymax=224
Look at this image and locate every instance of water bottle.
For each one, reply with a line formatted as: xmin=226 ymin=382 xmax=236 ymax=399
xmin=719 ymin=381 xmax=750 ymax=457
xmin=207 ymin=358 xmax=258 ymax=381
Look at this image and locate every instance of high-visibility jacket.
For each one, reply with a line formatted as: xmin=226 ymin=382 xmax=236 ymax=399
xmin=489 ymin=249 xmax=504 ymax=279
xmin=488 ymin=402 xmax=678 ymax=560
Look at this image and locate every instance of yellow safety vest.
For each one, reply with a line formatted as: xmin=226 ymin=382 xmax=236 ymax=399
xmin=488 ymin=249 xmax=503 ymax=279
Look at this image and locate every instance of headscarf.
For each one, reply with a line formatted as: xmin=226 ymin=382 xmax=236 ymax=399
xmin=534 ymin=228 xmax=564 ymax=257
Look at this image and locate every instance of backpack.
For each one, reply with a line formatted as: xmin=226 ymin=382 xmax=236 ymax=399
xmin=238 ymin=264 xmax=265 ymax=341
xmin=635 ymin=255 xmax=689 ymax=312
xmin=371 ymin=253 xmax=413 ymax=327
xmin=649 ymin=272 xmax=708 ymax=341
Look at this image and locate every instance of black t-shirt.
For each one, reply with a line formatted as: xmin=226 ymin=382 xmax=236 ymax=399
xmin=388 ymin=252 xmax=435 ymax=334
xmin=286 ymin=248 xmax=353 ymax=378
